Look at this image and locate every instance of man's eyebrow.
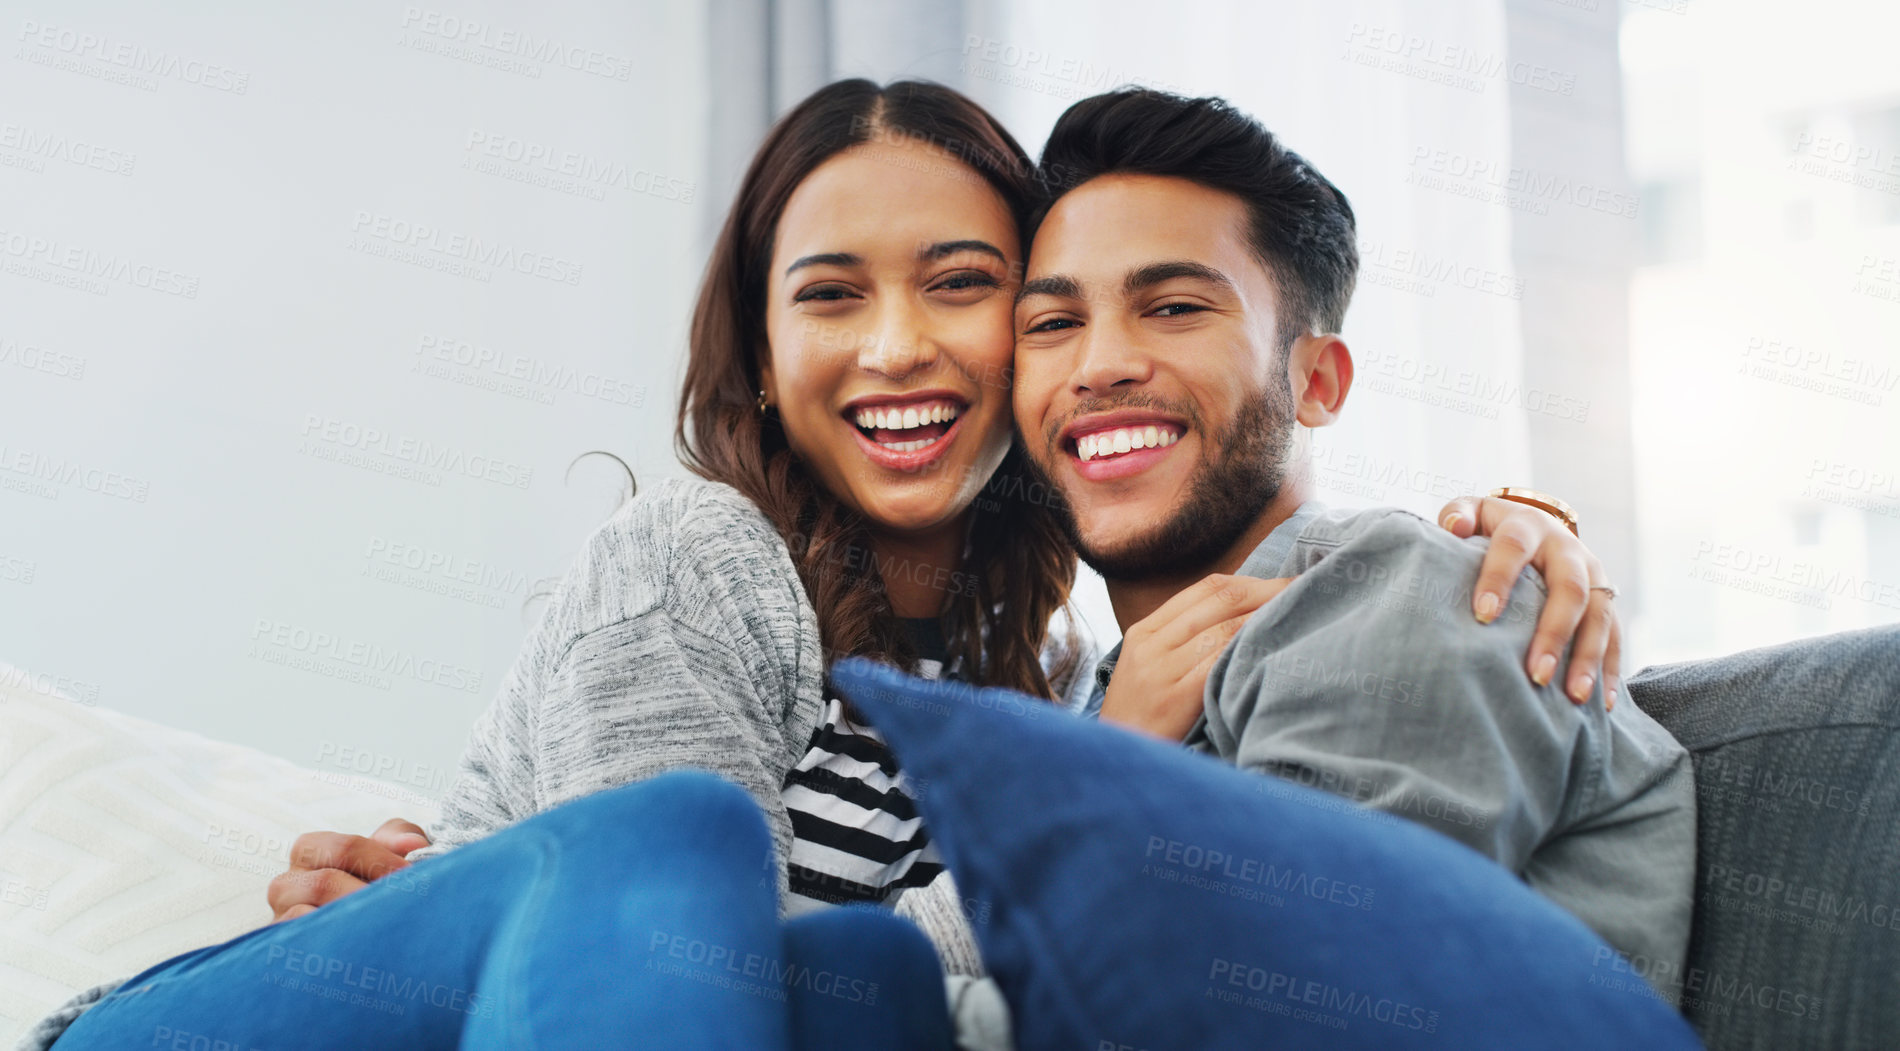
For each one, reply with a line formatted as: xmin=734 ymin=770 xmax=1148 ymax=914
xmin=784 ymin=252 xmax=862 ymax=276
xmin=1016 ymin=274 xmax=1082 ymax=304
xmin=1124 ymin=260 xmax=1236 ymax=296
xmin=920 ymin=239 xmax=1007 ymax=264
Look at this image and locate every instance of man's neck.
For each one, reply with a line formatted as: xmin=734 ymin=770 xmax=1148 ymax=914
xmin=1104 ymin=478 xmax=1312 ymax=633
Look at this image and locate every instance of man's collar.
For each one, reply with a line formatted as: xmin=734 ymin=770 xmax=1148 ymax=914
xmin=1082 ymin=499 xmax=1325 ymax=719
xmin=1233 ymin=498 xmax=1327 ymax=581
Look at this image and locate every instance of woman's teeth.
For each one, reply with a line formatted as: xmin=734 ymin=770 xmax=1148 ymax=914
xmin=853 ymin=401 xmax=961 ymax=431
xmin=1075 ymin=425 xmax=1181 ymax=462
xmin=853 ymin=401 xmax=962 ymax=452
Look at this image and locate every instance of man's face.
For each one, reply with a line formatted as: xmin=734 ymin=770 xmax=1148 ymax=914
xmin=1012 ymin=174 xmax=1300 ymax=580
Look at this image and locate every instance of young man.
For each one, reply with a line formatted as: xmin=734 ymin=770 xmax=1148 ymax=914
xmin=1010 ymin=89 xmax=1694 ymax=976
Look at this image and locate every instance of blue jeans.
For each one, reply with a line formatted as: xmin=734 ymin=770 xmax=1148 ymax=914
xmin=52 ymin=771 xmax=954 ymax=1051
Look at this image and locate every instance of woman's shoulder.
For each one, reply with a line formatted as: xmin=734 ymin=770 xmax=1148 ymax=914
xmin=567 ymin=474 xmax=811 ymax=639
xmin=600 ymin=475 xmax=786 ymax=559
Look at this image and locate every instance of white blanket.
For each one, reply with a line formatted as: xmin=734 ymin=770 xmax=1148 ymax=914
xmin=0 ymin=663 xmax=439 ymax=1047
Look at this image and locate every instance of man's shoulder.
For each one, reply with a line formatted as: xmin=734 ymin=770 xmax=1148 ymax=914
xmin=1294 ymin=503 xmax=1458 ymax=550
xmin=1281 ymin=504 xmax=1519 ymax=588
xmin=1222 ymin=502 xmax=1554 ymax=655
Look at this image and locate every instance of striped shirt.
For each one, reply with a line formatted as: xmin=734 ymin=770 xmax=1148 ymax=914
xmin=782 ymin=622 xmax=948 ymax=913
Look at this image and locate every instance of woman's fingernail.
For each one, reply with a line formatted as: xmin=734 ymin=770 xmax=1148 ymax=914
xmin=1569 ymin=674 xmax=1593 ymax=704
xmin=1475 ymin=592 xmax=1500 ymax=623
xmin=1442 ymin=512 xmax=1464 ymax=532
xmin=1607 ymin=687 xmax=1617 ymax=712
xmin=1532 ymin=653 xmax=1557 ymax=686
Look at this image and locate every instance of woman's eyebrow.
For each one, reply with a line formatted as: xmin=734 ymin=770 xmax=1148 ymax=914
xmin=919 ymin=239 xmax=1006 ymax=264
xmin=784 ymin=251 xmax=862 ymax=276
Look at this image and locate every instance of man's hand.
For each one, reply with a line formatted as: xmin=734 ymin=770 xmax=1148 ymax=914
xmin=267 ymin=818 xmax=431 ymax=923
xmin=1437 ymin=494 xmax=1621 ymax=708
xmin=1101 ymin=574 xmax=1294 ymax=741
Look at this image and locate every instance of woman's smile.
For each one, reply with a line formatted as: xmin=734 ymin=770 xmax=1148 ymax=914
xmin=844 ymin=392 xmax=969 ymax=472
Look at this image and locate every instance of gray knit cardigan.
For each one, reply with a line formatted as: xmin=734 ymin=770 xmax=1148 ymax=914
xmin=18 ymin=477 xmax=999 ymax=1051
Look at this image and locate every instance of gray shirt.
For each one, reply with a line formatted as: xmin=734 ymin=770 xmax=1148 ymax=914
xmin=1120 ymin=502 xmax=1695 ymax=981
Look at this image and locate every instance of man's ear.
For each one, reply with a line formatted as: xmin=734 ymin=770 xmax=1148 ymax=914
xmin=1290 ymin=334 xmax=1353 ymax=429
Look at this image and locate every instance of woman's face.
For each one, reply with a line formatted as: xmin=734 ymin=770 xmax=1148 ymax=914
xmin=762 ymin=138 xmax=1019 ymax=539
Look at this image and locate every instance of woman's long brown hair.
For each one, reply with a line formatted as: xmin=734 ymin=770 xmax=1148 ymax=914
xmin=676 ymin=78 xmax=1079 ymax=700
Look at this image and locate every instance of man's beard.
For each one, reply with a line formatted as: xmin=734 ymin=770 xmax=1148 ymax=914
xmin=1036 ymin=377 xmax=1297 ymax=583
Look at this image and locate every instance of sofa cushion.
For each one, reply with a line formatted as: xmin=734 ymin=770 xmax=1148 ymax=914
xmin=0 ymin=662 xmax=438 ymax=1046
xmin=1629 ymin=624 xmax=1900 ymax=1049
xmin=831 ymin=658 xmax=1700 ymax=1050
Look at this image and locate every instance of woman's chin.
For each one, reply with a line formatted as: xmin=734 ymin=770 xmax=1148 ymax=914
xmin=852 ymin=486 xmax=974 ymax=538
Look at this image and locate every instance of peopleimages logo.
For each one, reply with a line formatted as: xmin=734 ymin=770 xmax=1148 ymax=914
xmin=463 ymin=130 xmax=695 ymax=204
xmin=0 ymin=334 xmax=86 ymax=380
xmin=647 ymin=930 xmax=879 ymax=1006
xmin=415 ymin=333 xmax=645 ymax=407
xmin=299 ymin=412 xmax=535 ymax=490
xmin=1690 ymin=539 xmax=1900 ymax=612
xmin=249 ymin=618 xmax=484 ymax=694
xmin=14 ymin=19 xmax=252 ymax=93
xmin=1206 ymin=957 xmax=1438 ymax=1033
xmin=1358 ymin=240 xmax=1524 ymax=300
xmin=263 ymin=946 xmax=492 ymax=1017
xmin=0 ymin=553 xmax=36 ymax=585
xmin=1357 ymin=350 xmax=1591 ymax=423
xmin=0 ymin=442 xmax=150 ymax=501
xmin=0 ymin=663 xmax=100 ymax=705
xmin=348 ymin=211 xmax=584 ymax=287
xmin=1406 ymin=146 xmax=1639 ymax=219
xmin=1144 ymin=836 xmax=1376 ymax=909
xmin=396 ymin=7 xmax=633 ymax=80
xmin=0 ymin=227 xmax=200 ymax=298
xmin=1342 ymin=22 xmax=1577 ymax=96
xmin=0 ymin=121 xmax=136 ymax=175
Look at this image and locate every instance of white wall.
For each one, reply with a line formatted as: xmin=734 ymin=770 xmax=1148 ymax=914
xmin=0 ymin=1 xmax=707 ymax=791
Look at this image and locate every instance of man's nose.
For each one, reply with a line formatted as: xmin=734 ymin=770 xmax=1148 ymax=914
xmin=1070 ymin=317 xmax=1154 ymax=395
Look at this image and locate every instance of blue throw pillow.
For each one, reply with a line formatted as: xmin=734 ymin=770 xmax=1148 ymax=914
xmin=830 ymin=658 xmax=1701 ymax=1050
xmin=783 ymin=907 xmax=956 ymax=1051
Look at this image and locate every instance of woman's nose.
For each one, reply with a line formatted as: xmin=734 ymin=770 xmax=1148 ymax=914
xmin=857 ymin=300 xmax=938 ymax=379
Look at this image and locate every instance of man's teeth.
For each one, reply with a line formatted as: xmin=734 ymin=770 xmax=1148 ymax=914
xmin=1075 ymin=425 xmax=1181 ymax=462
xmin=853 ymin=401 xmax=961 ymax=432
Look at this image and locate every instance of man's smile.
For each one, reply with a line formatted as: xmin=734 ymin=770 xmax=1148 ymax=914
xmin=1059 ymin=409 xmax=1191 ymax=482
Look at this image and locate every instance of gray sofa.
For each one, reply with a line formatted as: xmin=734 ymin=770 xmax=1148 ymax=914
xmin=1630 ymin=623 xmax=1900 ymax=1050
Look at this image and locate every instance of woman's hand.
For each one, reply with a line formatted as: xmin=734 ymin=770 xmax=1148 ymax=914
xmin=1436 ymin=494 xmax=1620 ymax=709
xmin=267 ymin=818 xmax=431 ymax=923
xmin=1100 ymin=574 xmax=1294 ymax=742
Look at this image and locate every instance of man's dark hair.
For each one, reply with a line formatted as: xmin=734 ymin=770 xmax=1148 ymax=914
xmin=1034 ymin=89 xmax=1358 ymax=340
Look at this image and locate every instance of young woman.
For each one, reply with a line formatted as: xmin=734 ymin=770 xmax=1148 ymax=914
xmin=31 ymin=79 xmax=1611 ymax=1049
